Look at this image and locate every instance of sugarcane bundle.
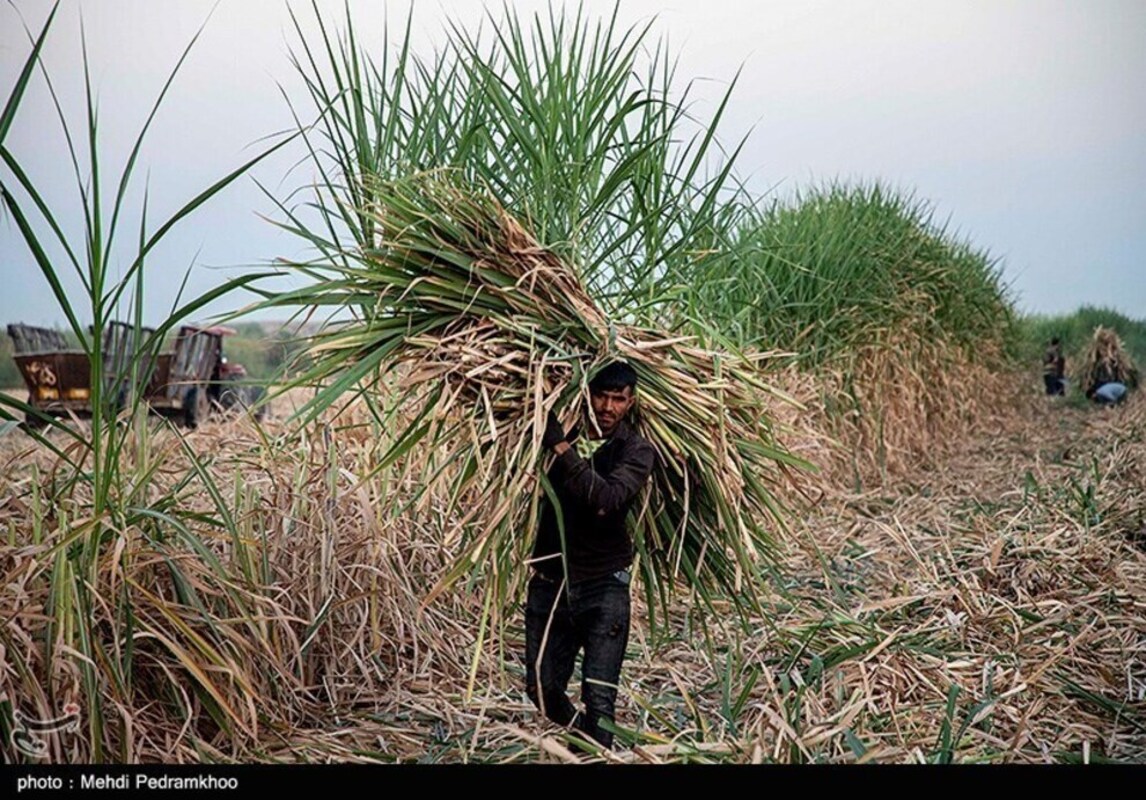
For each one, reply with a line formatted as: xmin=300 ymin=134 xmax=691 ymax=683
xmin=1082 ymin=326 xmax=1139 ymax=396
xmin=270 ymin=172 xmax=807 ymax=620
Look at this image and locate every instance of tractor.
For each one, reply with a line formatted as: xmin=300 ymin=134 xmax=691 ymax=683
xmin=7 ymin=322 xmax=267 ymax=429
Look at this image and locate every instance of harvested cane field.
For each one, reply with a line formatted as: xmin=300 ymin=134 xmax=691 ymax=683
xmin=1 ymin=384 xmax=1143 ymax=764
xmin=1 ymin=3 xmax=1143 ymax=767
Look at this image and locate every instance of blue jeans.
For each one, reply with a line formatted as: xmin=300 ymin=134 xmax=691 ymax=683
xmin=524 ymin=570 xmax=631 ymax=748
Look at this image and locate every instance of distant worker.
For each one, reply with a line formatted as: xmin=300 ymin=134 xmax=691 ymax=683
xmin=1082 ymin=326 xmax=1138 ymax=406
xmin=1084 ymin=360 xmax=1128 ymax=405
xmin=1090 ymin=381 xmax=1128 ymax=405
xmin=1043 ymin=337 xmax=1065 ymax=396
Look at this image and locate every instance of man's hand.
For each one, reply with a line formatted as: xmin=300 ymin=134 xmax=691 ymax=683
xmin=542 ymin=411 xmax=568 ymax=450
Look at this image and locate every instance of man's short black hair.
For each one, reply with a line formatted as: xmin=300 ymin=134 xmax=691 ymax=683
xmin=589 ymin=361 xmax=638 ymax=394
xmin=1051 ymin=337 xmax=1061 ymax=346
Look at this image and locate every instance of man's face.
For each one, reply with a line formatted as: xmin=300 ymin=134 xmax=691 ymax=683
xmin=589 ymin=385 xmax=635 ymax=438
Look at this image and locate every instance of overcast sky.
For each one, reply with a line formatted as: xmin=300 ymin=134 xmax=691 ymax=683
xmin=1 ymin=0 xmax=1143 ymax=328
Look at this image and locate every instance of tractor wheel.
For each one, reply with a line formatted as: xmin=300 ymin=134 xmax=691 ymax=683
xmin=246 ymin=386 xmax=268 ymax=421
xmin=23 ymin=411 xmax=48 ymax=432
xmin=183 ymin=386 xmax=209 ymax=429
xmin=218 ymin=383 xmax=243 ymax=411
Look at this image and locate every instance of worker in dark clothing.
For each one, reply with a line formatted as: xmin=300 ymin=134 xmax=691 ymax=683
xmin=1043 ymin=337 xmax=1065 ymax=396
xmin=525 ymin=361 xmax=656 ymax=750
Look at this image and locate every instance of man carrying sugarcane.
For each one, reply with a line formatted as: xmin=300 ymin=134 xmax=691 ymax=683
xmin=525 ymin=360 xmax=656 ymax=750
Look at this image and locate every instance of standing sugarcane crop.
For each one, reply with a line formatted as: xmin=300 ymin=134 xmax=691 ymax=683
xmin=526 ymin=361 xmax=656 ymax=750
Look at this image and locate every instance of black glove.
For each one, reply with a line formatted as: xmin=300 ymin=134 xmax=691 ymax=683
xmin=542 ymin=411 xmax=567 ymax=450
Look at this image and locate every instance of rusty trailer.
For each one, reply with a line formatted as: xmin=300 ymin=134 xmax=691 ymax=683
xmin=7 ymin=322 xmax=264 ymax=429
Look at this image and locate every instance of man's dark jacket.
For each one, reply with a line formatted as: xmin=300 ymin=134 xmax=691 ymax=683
xmin=531 ymin=419 xmax=656 ymax=584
